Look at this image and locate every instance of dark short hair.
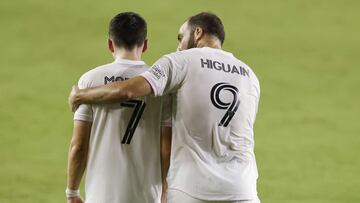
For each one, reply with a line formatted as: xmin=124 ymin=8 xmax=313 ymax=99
xmin=188 ymin=12 xmax=225 ymax=45
xmin=109 ymin=12 xmax=147 ymax=50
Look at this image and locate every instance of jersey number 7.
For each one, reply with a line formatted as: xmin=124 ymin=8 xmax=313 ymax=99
xmin=120 ymin=100 xmax=146 ymax=144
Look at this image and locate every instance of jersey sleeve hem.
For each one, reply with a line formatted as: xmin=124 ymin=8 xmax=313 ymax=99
xmin=74 ymin=112 xmax=93 ymax=122
xmin=139 ymin=73 xmax=160 ymax=96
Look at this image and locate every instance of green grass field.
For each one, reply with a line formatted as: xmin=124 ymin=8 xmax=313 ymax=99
xmin=1 ymin=0 xmax=359 ymax=202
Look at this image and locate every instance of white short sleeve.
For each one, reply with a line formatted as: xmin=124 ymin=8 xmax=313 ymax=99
xmin=140 ymin=53 xmax=187 ymax=96
xmin=74 ymin=76 xmax=93 ymax=122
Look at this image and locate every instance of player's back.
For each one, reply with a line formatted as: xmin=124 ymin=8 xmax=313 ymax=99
xmin=74 ymin=58 xmax=162 ymax=203
xmin=164 ymin=48 xmax=260 ymax=200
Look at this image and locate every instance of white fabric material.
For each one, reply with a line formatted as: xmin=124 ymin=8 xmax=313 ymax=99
xmin=167 ymin=189 xmax=261 ymax=203
xmin=74 ymin=58 xmax=162 ymax=203
xmin=141 ymin=47 xmax=260 ymax=200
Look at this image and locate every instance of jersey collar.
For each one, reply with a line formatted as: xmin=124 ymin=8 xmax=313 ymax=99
xmin=114 ymin=58 xmax=146 ymax=66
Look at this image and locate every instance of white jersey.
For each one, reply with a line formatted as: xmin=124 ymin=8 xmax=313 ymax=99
xmin=141 ymin=47 xmax=260 ymax=201
xmin=74 ymin=58 xmax=162 ymax=203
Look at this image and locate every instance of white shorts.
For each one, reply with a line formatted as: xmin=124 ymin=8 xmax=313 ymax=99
xmin=167 ymin=189 xmax=261 ymax=203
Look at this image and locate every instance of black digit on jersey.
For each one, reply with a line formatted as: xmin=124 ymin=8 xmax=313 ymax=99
xmin=120 ymin=100 xmax=146 ymax=144
xmin=210 ymin=83 xmax=240 ymax=127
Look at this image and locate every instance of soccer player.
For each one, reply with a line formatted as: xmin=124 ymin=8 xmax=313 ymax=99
xmin=66 ymin=12 xmax=164 ymax=203
xmin=69 ymin=12 xmax=261 ymax=203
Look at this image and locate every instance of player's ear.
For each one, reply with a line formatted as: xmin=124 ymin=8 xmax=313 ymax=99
xmin=142 ymin=39 xmax=148 ymax=53
xmin=194 ymin=27 xmax=204 ymax=42
xmin=108 ymin=39 xmax=115 ymax=53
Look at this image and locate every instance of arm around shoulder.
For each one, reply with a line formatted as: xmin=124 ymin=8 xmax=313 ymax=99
xmin=69 ymin=76 xmax=153 ymax=112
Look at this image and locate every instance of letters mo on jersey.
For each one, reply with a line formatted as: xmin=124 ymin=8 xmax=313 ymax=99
xmin=104 ymin=76 xmax=129 ymax=84
xmin=200 ymin=58 xmax=250 ymax=77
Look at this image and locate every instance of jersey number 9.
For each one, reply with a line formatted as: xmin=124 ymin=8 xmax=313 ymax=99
xmin=210 ymin=83 xmax=240 ymax=127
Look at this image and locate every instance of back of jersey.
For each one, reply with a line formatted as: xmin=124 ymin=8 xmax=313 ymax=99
xmin=141 ymin=47 xmax=260 ymax=201
xmin=74 ymin=59 xmax=162 ymax=203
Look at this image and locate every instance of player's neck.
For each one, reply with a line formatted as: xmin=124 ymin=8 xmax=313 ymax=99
xmin=196 ymin=36 xmax=222 ymax=49
xmin=112 ymin=48 xmax=142 ymax=61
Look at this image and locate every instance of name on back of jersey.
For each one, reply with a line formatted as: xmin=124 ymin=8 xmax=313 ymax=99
xmin=104 ymin=76 xmax=129 ymax=84
xmin=200 ymin=58 xmax=250 ymax=78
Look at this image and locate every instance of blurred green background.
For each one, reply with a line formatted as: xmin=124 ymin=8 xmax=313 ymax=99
xmin=0 ymin=0 xmax=359 ymax=202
